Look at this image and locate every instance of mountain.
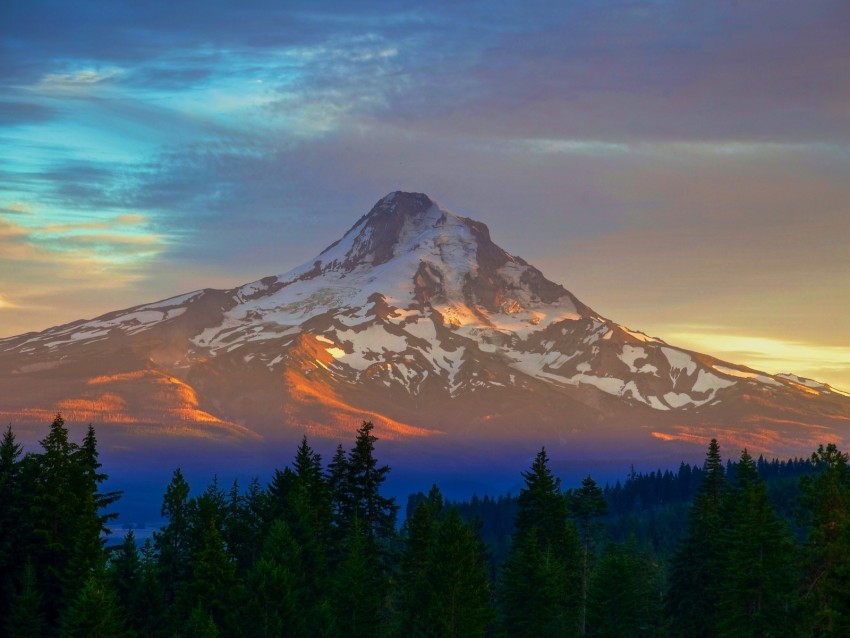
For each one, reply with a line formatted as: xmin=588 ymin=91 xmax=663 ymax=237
xmin=2 ymin=191 xmax=849 ymax=461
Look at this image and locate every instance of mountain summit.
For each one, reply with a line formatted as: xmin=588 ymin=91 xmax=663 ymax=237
xmin=2 ymin=192 xmax=848 ymax=459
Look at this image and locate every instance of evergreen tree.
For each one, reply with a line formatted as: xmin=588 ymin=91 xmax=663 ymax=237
xmin=182 ymin=604 xmax=219 ymax=638
xmin=331 ymin=516 xmax=384 ymax=638
xmin=500 ymin=448 xmax=580 ymax=637
xmin=267 ymin=438 xmax=333 ymax=616
xmin=327 ymin=444 xmax=349 ymax=529
xmin=666 ymin=438 xmax=727 ymax=637
xmin=5 ymin=561 xmax=44 ymax=638
xmin=63 ymin=424 xmax=118 ymax=608
xmin=0 ymin=424 xmax=25 ymax=625
xmin=181 ymin=493 xmax=244 ymax=636
xmin=587 ymin=541 xmax=664 ymax=638
xmin=244 ymin=519 xmax=310 ymax=638
xmin=223 ymin=478 xmax=267 ymax=575
xmin=135 ymin=538 xmax=169 ymax=638
xmin=28 ymin=413 xmax=79 ymax=625
xmin=568 ymin=475 xmax=607 ymax=636
xmin=427 ymin=508 xmax=493 ymax=637
xmin=500 ymin=532 xmax=571 ymax=637
xmin=716 ymin=449 xmax=796 ymax=637
xmin=396 ymin=486 xmax=491 ymax=636
xmin=328 ymin=421 xmax=398 ymax=635
xmin=397 ymin=486 xmax=444 ymax=635
xmin=342 ymin=421 xmax=398 ymax=542
xmin=27 ymin=415 xmax=116 ymax=626
xmin=798 ymin=443 xmax=850 ymax=636
xmin=108 ymin=530 xmax=141 ymax=612
xmin=154 ymin=468 xmax=193 ymax=608
xmin=58 ymin=570 xmax=128 ymax=638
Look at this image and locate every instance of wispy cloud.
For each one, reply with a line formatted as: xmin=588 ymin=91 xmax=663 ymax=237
xmin=38 ymin=68 xmax=124 ymax=91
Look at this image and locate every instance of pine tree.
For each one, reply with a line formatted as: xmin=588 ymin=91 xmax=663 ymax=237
xmin=568 ymin=475 xmax=607 ymax=636
xmin=327 ymin=444 xmax=348 ymax=521
xmin=500 ymin=448 xmax=580 ymax=637
xmin=342 ymin=421 xmax=398 ymax=542
xmin=5 ymin=561 xmax=44 ymax=638
xmin=244 ymin=519 xmax=309 ymax=638
xmin=107 ymin=530 xmax=164 ymax=635
xmin=799 ymin=443 xmax=850 ymax=636
xmin=587 ymin=541 xmax=664 ymax=638
xmin=154 ymin=468 xmax=193 ymax=608
xmin=63 ymin=424 xmax=119 ymax=608
xmin=428 ymin=508 xmax=493 ymax=637
xmin=183 ymin=604 xmax=220 ymax=638
xmin=181 ymin=493 xmax=244 ymax=636
xmin=331 ymin=516 xmax=384 ymax=638
xmin=397 ymin=485 xmax=444 ymax=635
xmin=666 ymin=438 xmax=727 ymax=637
xmin=220 ymin=478 xmax=263 ymax=575
xmin=58 ymin=569 xmax=128 ymax=638
xmin=135 ymin=538 xmax=168 ymax=638
xmin=0 ymin=424 xmax=25 ymax=624
xmin=716 ymin=449 xmax=796 ymax=637
xmin=267 ymin=437 xmax=333 ymax=616
xmin=397 ymin=485 xmax=492 ymax=636
xmin=500 ymin=532 xmax=571 ymax=637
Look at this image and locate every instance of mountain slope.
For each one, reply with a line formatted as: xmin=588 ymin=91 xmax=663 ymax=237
xmin=2 ymin=191 xmax=848 ymax=458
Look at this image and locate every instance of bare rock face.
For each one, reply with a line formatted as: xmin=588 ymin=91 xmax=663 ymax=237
xmin=2 ymin=191 xmax=849 ymax=460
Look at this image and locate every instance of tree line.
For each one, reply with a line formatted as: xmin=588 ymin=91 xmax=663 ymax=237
xmin=2 ymin=414 xmax=850 ymax=636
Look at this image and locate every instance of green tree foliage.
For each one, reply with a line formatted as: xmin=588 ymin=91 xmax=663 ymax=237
xmin=7 ymin=415 xmax=118 ymax=629
xmin=500 ymin=447 xmax=580 ymax=637
xmin=326 ymin=422 xmax=398 ymax=635
xmin=107 ymin=530 xmax=169 ymax=637
xmin=182 ymin=604 xmax=219 ymax=638
xmin=568 ymin=475 xmax=608 ymax=636
xmin=5 ymin=561 xmax=44 ymax=638
xmin=154 ymin=467 xmax=193 ymax=608
xmin=429 ymin=508 xmax=493 ymax=637
xmin=0 ymin=424 xmax=25 ymax=624
xmin=58 ymin=570 xmax=128 ymax=638
xmin=799 ymin=443 xmax=850 ymax=636
xmin=181 ymin=489 xmax=245 ymax=636
xmin=267 ymin=437 xmax=333 ymax=619
xmin=397 ymin=487 xmax=492 ymax=637
xmin=244 ymin=520 xmax=309 ymax=638
xmin=338 ymin=421 xmax=399 ymax=542
xmin=717 ymin=449 xmax=796 ymax=637
xmin=219 ymin=478 xmax=264 ymax=576
xmin=587 ymin=541 xmax=665 ymax=638
xmin=666 ymin=438 xmax=727 ymax=637
xmin=16 ymin=416 xmax=850 ymax=638
xmin=28 ymin=414 xmax=81 ymax=624
xmin=62 ymin=425 xmax=121 ymax=606
xmin=332 ymin=516 xmax=385 ymax=638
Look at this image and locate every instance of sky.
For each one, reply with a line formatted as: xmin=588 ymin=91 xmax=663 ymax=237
xmin=1 ymin=0 xmax=849 ymax=390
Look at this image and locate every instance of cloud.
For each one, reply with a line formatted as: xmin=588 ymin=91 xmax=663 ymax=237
xmin=0 ymin=213 xmax=165 ymax=323
xmin=1 ymin=0 xmax=848 ymax=398
xmin=38 ymin=68 xmax=124 ymax=91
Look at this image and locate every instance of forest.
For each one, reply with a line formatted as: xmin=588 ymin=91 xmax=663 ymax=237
xmin=1 ymin=414 xmax=849 ymax=637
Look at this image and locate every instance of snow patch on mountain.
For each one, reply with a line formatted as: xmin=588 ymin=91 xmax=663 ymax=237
xmin=714 ymin=365 xmax=782 ymax=387
xmin=14 ymin=190 xmax=850 ymax=424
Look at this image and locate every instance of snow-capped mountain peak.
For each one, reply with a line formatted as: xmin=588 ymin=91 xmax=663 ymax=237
xmin=2 ymin=191 xmax=849 ymax=457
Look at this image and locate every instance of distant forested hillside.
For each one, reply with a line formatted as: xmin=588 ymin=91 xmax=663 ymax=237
xmin=2 ymin=414 xmax=850 ymax=637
